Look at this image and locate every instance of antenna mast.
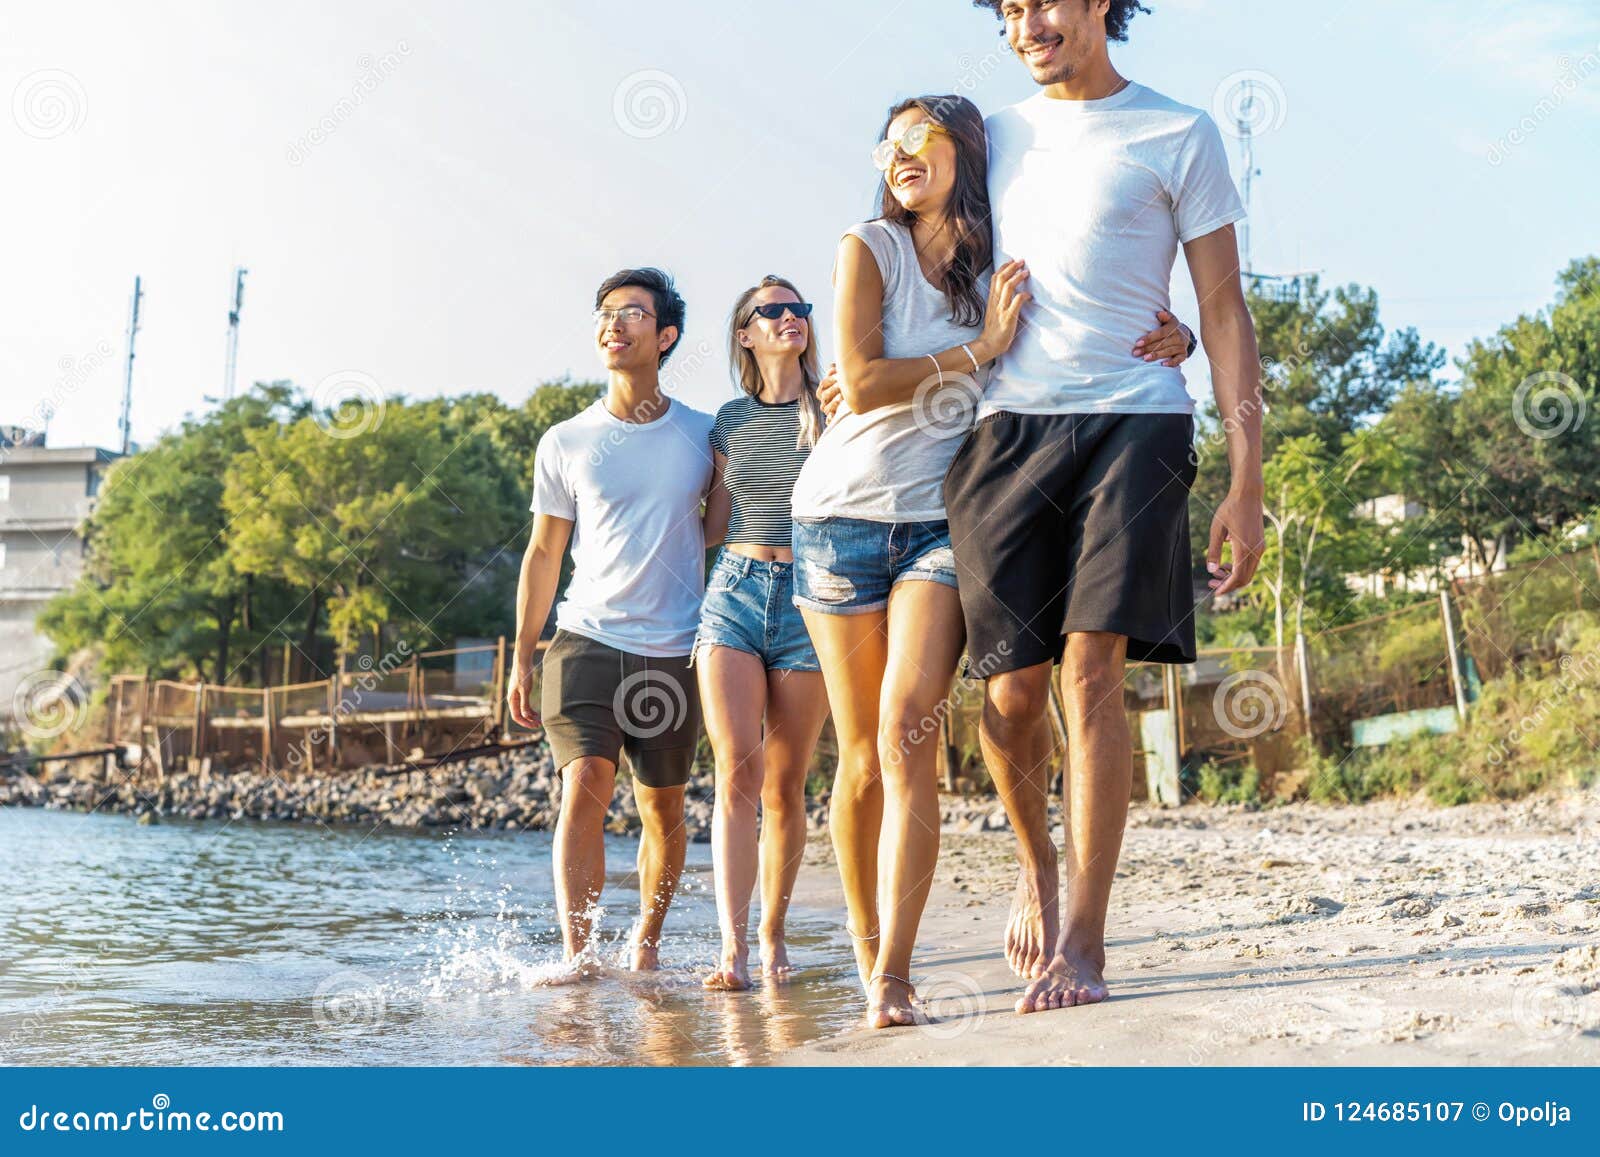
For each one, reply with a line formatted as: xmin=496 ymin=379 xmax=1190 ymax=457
xmin=223 ymin=266 xmax=248 ymax=401
xmin=119 ymin=276 xmax=143 ymax=456
xmin=1235 ymin=80 xmax=1257 ymax=278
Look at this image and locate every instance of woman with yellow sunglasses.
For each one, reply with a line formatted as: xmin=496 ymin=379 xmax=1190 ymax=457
xmin=790 ymin=94 xmax=1193 ymax=1029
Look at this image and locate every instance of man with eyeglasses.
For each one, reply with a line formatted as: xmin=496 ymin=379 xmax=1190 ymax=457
xmin=507 ymin=267 xmax=716 ymax=975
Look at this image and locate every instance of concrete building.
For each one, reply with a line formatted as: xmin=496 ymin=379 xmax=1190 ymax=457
xmin=0 ymin=431 xmax=121 ymax=722
xmin=1345 ymin=493 xmax=1509 ymax=599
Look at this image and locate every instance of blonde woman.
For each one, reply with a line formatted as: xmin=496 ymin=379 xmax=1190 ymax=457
xmin=698 ymin=276 xmax=833 ymax=991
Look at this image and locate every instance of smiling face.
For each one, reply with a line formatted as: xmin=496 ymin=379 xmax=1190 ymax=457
xmin=1002 ymin=0 xmax=1106 ymax=87
xmin=595 ymin=286 xmax=674 ymax=374
xmin=883 ymin=108 xmax=958 ymax=218
xmin=736 ymin=284 xmax=809 ymax=359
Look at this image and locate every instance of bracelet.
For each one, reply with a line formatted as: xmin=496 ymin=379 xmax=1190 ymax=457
xmin=961 ymin=343 xmax=981 ymax=374
xmin=926 ymin=352 xmax=942 ymax=388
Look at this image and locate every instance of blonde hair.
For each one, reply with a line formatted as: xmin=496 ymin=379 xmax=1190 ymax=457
xmin=728 ymin=275 xmax=824 ymax=448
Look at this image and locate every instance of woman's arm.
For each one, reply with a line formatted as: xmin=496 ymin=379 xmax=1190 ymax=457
xmin=702 ymin=451 xmax=731 ymax=549
xmin=1133 ymin=309 xmax=1196 ymax=367
xmin=834 ymin=235 xmax=1030 ymax=415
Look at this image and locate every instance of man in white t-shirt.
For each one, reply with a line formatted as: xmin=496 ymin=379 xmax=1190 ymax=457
xmin=947 ymin=0 xmax=1265 ymax=1014
xmin=506 ymin=267 xmax=716 ymax=974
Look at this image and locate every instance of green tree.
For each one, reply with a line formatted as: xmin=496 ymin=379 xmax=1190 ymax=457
xmin=39 ymin=384 xmax=306 ymax=682
xmin=1253 ymin=427 xmax=1428 ymax=650
xmin=1192 ymin=278 xmax=1445 ymax=619
xmin=223 ymin=395 xmax=526 ymax=662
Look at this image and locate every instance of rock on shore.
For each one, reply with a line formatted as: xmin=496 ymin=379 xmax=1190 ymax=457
xmin=0 ymin=745 xmax=1026 ymax=839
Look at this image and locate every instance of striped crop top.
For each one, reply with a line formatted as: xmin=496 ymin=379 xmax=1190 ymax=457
xmin=711 ymin=394 xmax=812 ymax=548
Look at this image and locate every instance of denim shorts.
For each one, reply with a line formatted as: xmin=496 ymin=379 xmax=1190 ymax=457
xmin=693 ymin=552 xmax=821 ymax=672
xmin=790 ymin=516 xmax=959 ymax=615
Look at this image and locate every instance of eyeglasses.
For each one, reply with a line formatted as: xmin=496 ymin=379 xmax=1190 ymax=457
xmin=872 ymin=122 xmax=950 ymax=172
xmin=744 ymin=301 xmax=814 ymax=324
xmin=593 ymin=306 xmax=656 ymax=327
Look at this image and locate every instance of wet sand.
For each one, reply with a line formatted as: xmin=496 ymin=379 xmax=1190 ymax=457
xmin=779 ymin=790 xmax=1600 ymax=1065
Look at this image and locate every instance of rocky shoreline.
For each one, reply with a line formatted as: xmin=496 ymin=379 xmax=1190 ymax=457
xmin=0 ymin=745 xmax=1020 ymax=838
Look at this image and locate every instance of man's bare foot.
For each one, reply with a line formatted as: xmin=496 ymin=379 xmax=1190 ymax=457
xmin=1005 ymin=850 xmax=1058 ymax=978
xmin=759 ymin=933 xmax=794 ymax=981
xmin=629 ymin=933 xmax=661 ymax=972
xmin=535 ymin=953 xmax=599 ymax=986
xmin=866 ymin=974 xmax=923 ymax=1029
xmin=702 ymin=941 xmax=751 ymax=991
xmin=846 ymin=923 xmax=879 ymax=991
xmin=1014 ymin=943 xmax=1108 ymax=1014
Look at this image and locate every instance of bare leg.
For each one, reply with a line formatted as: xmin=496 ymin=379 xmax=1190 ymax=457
xmin=757 ymin=667 xmax=830 ymax=980
xmin=979 ymin=664 xmax=1059 ymax=978
xmin=800 ymin=607 xmax=888 ymax=991
xmin=552 ymin=756 xmax=617 ymax=967
xmin=870 ymin=580 xmax=965 ymax=1029
xmin=698 ymin=646 xmax=769 ymax=991
xmin=631 ymin=780 xmax=688 ymax=971
xmin=1018 ymin=631 xmax=1129 ymax=1013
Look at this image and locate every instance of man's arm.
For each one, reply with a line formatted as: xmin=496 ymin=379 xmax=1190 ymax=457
xmin=702 ymin=452 xmax=730 ymax=549
xmin=507 ymin=512 xmax=574 ymax=728
xmin=1183 ymin=224 xmax=1264 ymax=595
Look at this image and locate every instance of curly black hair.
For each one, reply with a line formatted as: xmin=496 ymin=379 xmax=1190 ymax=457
xmin=971 ymin=0 xmax=1152 ymax=43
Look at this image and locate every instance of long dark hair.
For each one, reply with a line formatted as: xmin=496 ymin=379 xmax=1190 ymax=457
xmin=875 ymin=94 xmax=993 ymax=327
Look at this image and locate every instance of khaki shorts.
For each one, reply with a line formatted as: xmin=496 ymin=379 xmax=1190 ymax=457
xmin=539 ymin=629 xmax=701 ymax=789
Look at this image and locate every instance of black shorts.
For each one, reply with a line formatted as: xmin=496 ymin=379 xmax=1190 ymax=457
xmin=539 ymin=629 xmax=701 ymax=789
xmin=943 ymin=411 xmax=1198 ymax=675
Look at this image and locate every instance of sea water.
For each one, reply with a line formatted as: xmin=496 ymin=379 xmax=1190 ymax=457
xmin=0 ymin=808 xmax=860 ymax=1065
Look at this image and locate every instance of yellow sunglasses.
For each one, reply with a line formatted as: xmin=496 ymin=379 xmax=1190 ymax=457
xmin=872 ymin=122 xmax=950 ymax=172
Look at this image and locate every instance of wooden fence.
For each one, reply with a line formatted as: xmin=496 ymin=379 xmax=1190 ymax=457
xmin=91 ymin=546 xmax=1600 ymax=795
xmin=105 ymin=639 xmax=546 ymax=779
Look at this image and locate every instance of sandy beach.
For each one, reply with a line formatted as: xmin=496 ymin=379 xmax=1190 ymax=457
xmin=779 ymin=790 xmax=1600 ymax=1065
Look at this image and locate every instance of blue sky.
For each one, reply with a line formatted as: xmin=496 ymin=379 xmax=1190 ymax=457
xmin=4 ymin=0 xmax=1598 ymax=449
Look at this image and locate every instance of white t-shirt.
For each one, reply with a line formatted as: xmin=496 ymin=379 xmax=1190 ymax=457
xmin=790 ymin=219 xmax=990 ymax=522
xmin=530 ymin=397 xmax=714 ymax=657
xmin=981 ymin=82 xmax=1244 ymax=418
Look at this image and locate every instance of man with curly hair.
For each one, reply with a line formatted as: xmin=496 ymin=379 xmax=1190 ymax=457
xmin=948 ymin=0 xmax=1265 ymax=1014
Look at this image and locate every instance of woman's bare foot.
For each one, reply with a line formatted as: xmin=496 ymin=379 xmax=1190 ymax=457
xmin=1014 ymin=940 xmax=1108 ymax=1014
xmin=846 ymin=924 xmax=880 ymax=991
xmin=866 ymin=973 xmax=923 ymax=1029
xmin=702 ymin=940 xmax=752 ymax=991
xmin=1005 ymin=850 xmax=1058 ymax=978
xmin=759 ymin=932 xmax=794 ymax=981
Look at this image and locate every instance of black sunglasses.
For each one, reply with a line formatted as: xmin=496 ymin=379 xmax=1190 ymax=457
xmin=745 ymin=301 xmax=814 ymax=323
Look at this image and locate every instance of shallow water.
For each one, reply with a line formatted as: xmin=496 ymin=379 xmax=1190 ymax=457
xmin=0 ymin=808 xmax=861 ymax=1066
